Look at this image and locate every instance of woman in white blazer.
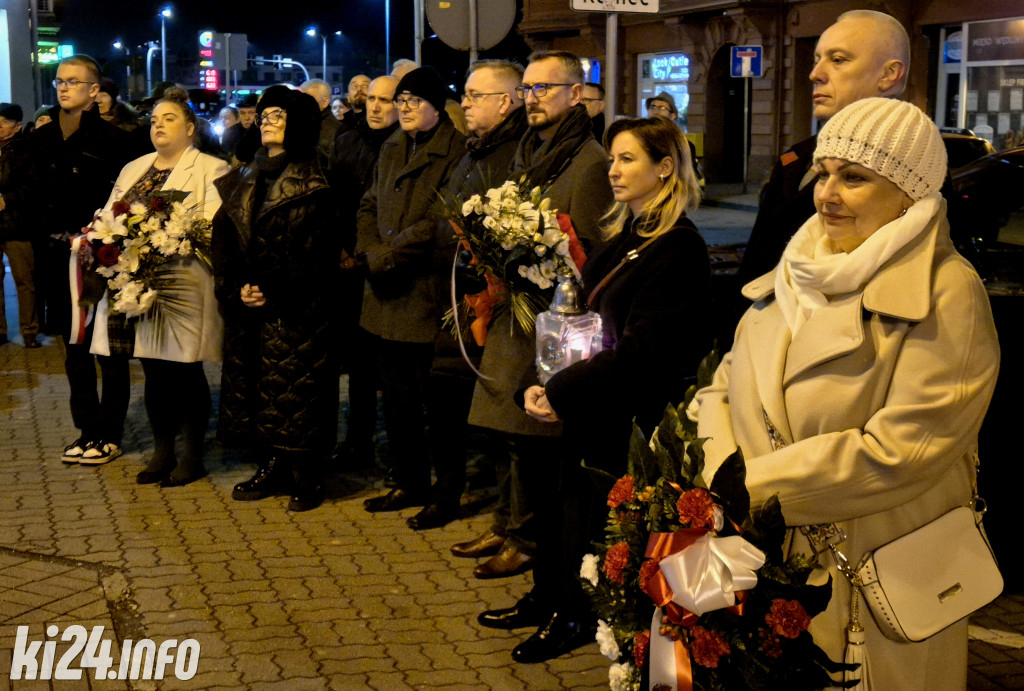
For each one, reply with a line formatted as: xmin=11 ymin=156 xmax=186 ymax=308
xmin=91 ymin=95 xmax=229 ymax=486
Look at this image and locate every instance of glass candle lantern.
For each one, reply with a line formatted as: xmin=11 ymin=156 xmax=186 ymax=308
xmin=535 ymin=279 xmax=604 ymax=384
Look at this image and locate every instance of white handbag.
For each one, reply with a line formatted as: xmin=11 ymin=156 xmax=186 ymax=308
xmin=853 ymin=505 xmax=1003 ymax=642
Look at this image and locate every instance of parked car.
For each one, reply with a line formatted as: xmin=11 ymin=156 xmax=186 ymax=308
xmin=948 ymin=147 xmax=1024 ymax=253
xmin=941 ymin=129 xmax=996 ymax=170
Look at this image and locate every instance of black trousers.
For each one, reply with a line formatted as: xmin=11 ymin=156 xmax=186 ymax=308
xmin=426 ymin=368 xmax=477 ymax=506
xmin=63 ymin=331 xmax=130 ymax=445
xmin=140 ymin=359 xmax=211 ymax=466
xmin=378 ymin=339 xmax=435 ymax=493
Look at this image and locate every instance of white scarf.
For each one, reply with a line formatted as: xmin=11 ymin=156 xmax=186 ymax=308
xmin=773 ymin=193 xmax=941 ymax=335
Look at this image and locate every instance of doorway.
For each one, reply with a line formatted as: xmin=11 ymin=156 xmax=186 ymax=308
xmin=704 ymin=44 xmax=745 ymax=183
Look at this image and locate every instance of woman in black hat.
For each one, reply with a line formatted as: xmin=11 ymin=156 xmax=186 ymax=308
xmin=211 ymin=86 xmax=341 ymax=511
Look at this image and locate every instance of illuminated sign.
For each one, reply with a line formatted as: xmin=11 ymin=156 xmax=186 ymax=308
xmin=651 ymin=54 xmax=689 ymax=81
xmin=199 ymin=31 xmax=214 ymax=48
xmin=200 ymin=68 xmax=219 ymax=90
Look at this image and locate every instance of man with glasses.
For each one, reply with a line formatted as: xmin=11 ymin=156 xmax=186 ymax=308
xmin=32 ymin=54 xmax=133 ymax=465
xmin=646 ymin=91 xmax=678 ymax=121
xmin=470 ymin=50 xmax=613 ymax=663
xmin=328 ymin=75 xmax=401 ymax=475
xmin=356 ymin=67 xmax=466 ymax=514
xmin=581 ymin=82 xmax=605 ymax=139
xmin=400 ymin=60 xmax=528 ymax=532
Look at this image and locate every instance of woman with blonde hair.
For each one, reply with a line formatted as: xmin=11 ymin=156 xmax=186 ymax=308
xmin=491 ymin=116 xmax=713 ymax=663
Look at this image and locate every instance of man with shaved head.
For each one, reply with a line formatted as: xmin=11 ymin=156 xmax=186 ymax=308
xmin=301 ymin=78 xmax=341 ymax=165
xmin=733 ymin=10 xmax=911 ymax=314
xmin=329 ymin=75 xmax=401 ymax=471
xmin=337 ymin=74 xmax=371 ymax=135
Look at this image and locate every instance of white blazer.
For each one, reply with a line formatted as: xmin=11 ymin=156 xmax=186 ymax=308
xmin=90 ymin=146 xmax=230 ymax=362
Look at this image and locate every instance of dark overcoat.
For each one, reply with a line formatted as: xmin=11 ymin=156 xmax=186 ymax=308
xmin=211 ymin=158 xmax=340 ymax=452
xmin=356 ymin=115 xmax=466 ymax=343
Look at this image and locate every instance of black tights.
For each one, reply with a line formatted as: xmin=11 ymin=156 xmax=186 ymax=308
xmin=140 ymin=359 xmax=211 ymax=479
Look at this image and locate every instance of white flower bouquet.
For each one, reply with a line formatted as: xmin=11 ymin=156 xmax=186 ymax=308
xmin=450 ymin=178 xmax=586 ymax=340
xmin=80 ymin=191 xmax=213 ymax=319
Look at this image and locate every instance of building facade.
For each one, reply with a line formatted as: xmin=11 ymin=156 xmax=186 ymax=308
xmin=518 ymin=0 xmax=1024 ymax=185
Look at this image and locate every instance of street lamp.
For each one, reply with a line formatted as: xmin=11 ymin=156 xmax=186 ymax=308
xmin=113 ymin=40 xmax=132 ymax=101
xmin=305 ymin=27 xmax=327 ymax=80
xmin=160 ymin=6 xmax=172 ymax=81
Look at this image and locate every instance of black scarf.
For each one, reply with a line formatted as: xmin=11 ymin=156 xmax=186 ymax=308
xmin=511 ymin=104 xmax=596 ymax=189
xmin=466 ymin=106 xmax=527 ymax=155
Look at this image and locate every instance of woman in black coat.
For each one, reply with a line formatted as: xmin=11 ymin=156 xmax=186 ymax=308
xmin=495 ymin=117 xmax=712 ymax=663
xmin=212 ymin=86 xmax=340 ymax=512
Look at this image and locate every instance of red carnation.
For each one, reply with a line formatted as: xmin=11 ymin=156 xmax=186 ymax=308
xmin=149 ymin=195 xmax=169 ymax=213
xmin=765 ymin=599 xmax=811 ymax=639
xmin=603 ymin=541 xmax=631 ymax=585
xmin=111 ymin=200 xmax=130 ymax=217
xmin=689 ymin=626 xmax=730 ymax=668
xmin=633 ymin=631 xmax=650 ymax=667
xmin=95 ymin=244 xmax=121 ymax=267
xmin=758 ymin=629 xmax=783 ymax=658
xmin=607 ymin=475 xmax=636 ymax=508
xmin=676 ymin=487 xmax=717 ymax=529
xmin=638 ymin=558 xmax=661 ymax=591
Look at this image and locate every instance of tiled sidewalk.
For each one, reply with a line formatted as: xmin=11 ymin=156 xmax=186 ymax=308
xmin=2 ymin=263 xmax=1023 ymax=690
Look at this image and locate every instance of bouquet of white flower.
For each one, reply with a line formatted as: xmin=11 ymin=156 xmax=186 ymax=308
xmin=450 ymin=179 xmax=586 ymax=341
xmin=80 ymin=191 xmax=213 ymax=319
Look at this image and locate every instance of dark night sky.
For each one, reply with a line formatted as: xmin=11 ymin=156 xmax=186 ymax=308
xmin=57 ymin=0 xmax=417 ymax=82
xmin=54 ymin=0 xmax=530 ymax=92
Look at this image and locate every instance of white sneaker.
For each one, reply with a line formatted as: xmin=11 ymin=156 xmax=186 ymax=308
xmin=61 ymin=438 xmax=90 ymax=464
xmin=79 ymin=440 xmax=123 ymax=466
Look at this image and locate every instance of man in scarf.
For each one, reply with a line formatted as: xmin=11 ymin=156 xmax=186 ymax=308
xmin=469 ymin=50 xmax=614 ymax=662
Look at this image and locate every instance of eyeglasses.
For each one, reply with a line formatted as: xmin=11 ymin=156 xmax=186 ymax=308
xmin=257 ymin=109 xmax=286 ymax=126
xmin=648 ymin=104 xmax=673 ymax=114
xmin=52 ymin=79 xmax=94 ymax=90
xmin=515 ymin=83 xmax=574 ymax=100
xmin=462 ymin=91 xmax=505 ymax=104
xmin=396 ymin=96 xmax=423 ymax=110
xmin=579 ymin=97 xmax=603 ymax=105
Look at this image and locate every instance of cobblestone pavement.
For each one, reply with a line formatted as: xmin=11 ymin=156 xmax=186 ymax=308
xmin=3 ymin=208 xmax=1024 ymax=690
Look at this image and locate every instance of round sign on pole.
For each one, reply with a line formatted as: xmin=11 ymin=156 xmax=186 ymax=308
xmin=426 ymin=0 xmax=516 ymax=51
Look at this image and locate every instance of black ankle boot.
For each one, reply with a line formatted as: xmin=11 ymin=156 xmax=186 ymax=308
xmin=232 ymin=456 xmax=290 ymax=500
xmin=288 ymin=456 xmax=325 ymax=512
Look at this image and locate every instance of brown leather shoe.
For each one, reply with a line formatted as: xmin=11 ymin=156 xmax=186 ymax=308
xmin=473 ymin=543 xmax=534 ymax=579
xmin=450 ymin=530 xmax=505 ymax=559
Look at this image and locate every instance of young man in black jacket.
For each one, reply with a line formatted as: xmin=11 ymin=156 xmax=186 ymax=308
xmin=32 ymin=54 xmax=133 ymax=465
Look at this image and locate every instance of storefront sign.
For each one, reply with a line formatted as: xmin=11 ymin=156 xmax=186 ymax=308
xmin=650 ymin=54 xmax=689 ymax=81
xmin=967 ymin=18 xmax=1024 ymax=62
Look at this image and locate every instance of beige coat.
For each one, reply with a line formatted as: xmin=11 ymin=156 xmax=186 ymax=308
xmin=695 ymin=208 xmax=999 ymax=690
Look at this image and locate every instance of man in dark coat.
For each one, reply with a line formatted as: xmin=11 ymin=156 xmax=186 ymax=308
xmin=300 ymin=79 xmax=341 ymax=168
xmin=328 ymin=75 xmax=400 ymax=470
xmin=337 ymin=74 xmax=370 ymax=136
xmin=407 ymin=60 xmax=528 ymax=531
xmin=466 ymin=52 xmax=612 ymax=589
xmin=356 ymin=67 xmax=467 ymax=513
xmin=735 ymin=10 xmax=910 ymax=287
xmin=0 ymin=103 xmax=39 ymax=348
xmin=581 ymin=82 xmax=605 ymax=141
xmin=32 ymin=55 xmax=133 ymax=465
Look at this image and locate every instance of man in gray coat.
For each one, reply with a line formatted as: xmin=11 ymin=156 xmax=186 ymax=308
xmin=466 ymin=51 xmax=612 ymax=597
xmin=356 ymin=67 xmax=467 ymax=512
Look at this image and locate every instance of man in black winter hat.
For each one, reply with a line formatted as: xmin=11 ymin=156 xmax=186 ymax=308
xmin=356 ymin=67 xmax=467 ymax=514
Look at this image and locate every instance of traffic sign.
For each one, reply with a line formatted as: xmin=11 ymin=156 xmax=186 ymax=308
xmin=571 ymin=0 xmax=659 ymax=14
xmin=731 ymin=45 xmax=762 ymax=78
xmin=427 ymin=0 xmax=517 ymax=51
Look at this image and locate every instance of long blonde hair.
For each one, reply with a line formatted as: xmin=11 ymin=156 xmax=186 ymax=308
xmin=601 ymin=117 xmax=701 ymax=240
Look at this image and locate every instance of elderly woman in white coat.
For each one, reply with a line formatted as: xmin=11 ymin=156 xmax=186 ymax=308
xmin=91 ymin=95 xmax=229 ymax=486
xmin=693 ymin=98 xmax=999 ymax=690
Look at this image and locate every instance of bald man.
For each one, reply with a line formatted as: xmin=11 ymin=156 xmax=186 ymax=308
xmin=300 ymin=78 xmax=341 ymax=165
xmin=734 ymin=10 xmax=910 ymax=302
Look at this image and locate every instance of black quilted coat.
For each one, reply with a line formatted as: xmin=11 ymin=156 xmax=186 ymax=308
xmin=211 ymin=157 xmax=340 ymax=452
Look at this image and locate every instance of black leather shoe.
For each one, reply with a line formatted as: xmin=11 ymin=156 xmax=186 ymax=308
xmin=363 ymin=488 xmax=426 ymax=512
xmin=383 ymin=466 xmax=398 ymax=488
xmin=451 ymin=530 xmax=505 ymax=558
xmin=159 ymin=466 xmax=207 ymax=488
xmin=329 ymin=442 xmax=375 ymax=469
xmin=232 ymin=458 xmax=290 ymax=501
xmin=478 ymin=592 xmax=547 ymax=630
xmin=511 ymin=612 xmax=594 ymax=663
xmin=288 ymin=483 xmax=325 ymax=512
xmin=136 ymin=461 xmax=176 ymax=485
xmin=406 ymin=503 xmax=458 ymax=530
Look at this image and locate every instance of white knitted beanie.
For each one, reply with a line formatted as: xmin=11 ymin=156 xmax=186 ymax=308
xmin=814 ymin=97 xmax=947 ymax=200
